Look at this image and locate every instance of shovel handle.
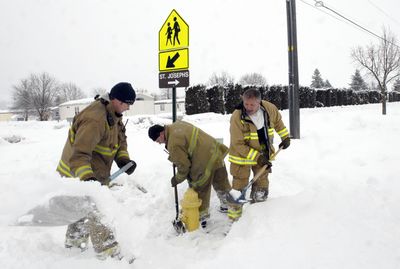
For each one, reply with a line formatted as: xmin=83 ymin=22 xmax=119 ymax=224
xmin=173 ymin=165 xmax=180 ymax=220
xmin=270 ymin=146 xmax=283 ymax=160
xmin=109 ymin=162 xmax=134 ymax=181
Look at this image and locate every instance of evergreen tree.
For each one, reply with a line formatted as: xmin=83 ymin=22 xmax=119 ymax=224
xmin=349 ymin=69 xmax=368 ymax=91
xmin=324 ymin=79 xmax=332 ymax=88
xmin=310 ymin=69 xmax=324 ymax=88
xmin=206 ymin=86 xmax=225 ymax=114
xmin=392 ymin=77 xmax=400 ymax=92
xmin=185 ymin=85 xmax=209 ymax=115
xmin=225 ymin=84 xmax=243 ymax=114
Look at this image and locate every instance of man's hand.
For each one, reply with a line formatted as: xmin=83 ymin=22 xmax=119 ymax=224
xmin=171 ymin=176 xmax=179 ymax=187
xmin=279 ymin=137 xmax=290 ymax=149
xmin=117 ymin=159 xmax=137 ymax=175
xmin=257 ymin=155 xmax=272 ymax=169
xmin=171 ymin=176 xmax=185 ymax=187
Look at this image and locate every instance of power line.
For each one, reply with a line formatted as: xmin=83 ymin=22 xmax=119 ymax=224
xmin=367 ymin=0 xmax=400 ymax=26
xmin=312 ymin=0 xmax=400 ymax=49
xmin=298 ymin=0 xmax=353 ymax=26
xmin=314 ymin=1 xmax=382 ymax=41
xmin=299 ymin=0 xmax=361 ymax=30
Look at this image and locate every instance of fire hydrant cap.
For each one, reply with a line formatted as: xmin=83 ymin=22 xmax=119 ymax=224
xmin=181 ymin=188 xmax=202 ymax=208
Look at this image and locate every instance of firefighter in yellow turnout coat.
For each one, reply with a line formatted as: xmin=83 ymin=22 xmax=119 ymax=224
xmin=148 ymin=121 xmax=233 ymax=226
xmin=57 ymin=93 xmax=134 ymax=185
xmin=228 ymin=88 xmax=290 ymax=219
xmin=56 ymin=82 xmax=137 ymax=259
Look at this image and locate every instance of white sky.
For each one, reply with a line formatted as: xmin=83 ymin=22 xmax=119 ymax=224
xmin=1 ymin=0 xmax=400 ymax=106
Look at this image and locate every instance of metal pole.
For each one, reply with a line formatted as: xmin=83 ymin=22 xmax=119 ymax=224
xmin=286 ymin=0 xmax=300 ymax=139
xmin=172 ymin=86 xmax=177 ymax=122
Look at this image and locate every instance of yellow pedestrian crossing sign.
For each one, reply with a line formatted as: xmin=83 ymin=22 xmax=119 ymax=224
xmin=159 ymin=9 xmax=189 ymax=52
xmin=159 ymin=48 xmax=189 ymax=72
xmin=159 ymin=9 xmax=189 ymax=88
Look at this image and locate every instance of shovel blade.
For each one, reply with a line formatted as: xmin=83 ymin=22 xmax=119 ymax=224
xmin=172 ymin=219 xmax=186 ymax=234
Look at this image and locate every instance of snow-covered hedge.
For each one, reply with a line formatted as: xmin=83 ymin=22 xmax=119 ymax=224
xmin=185 ymin=84 xmax=400 ymax=115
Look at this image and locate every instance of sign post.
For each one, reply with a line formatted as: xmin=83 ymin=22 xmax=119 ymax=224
xmin=159 ymin=9 xmax=190 ymax=91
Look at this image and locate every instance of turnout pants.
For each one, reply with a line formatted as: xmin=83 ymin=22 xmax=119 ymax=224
xmin=65 ymin=210 xmax=118 ymax=253
xmin=230 ymin=163 xmax=269 ymax=192
xmin=193 ymin=163 xmax=232 ymax=218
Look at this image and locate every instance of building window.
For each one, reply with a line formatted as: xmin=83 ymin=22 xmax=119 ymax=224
xmin=160 ymin=104 xmax=165 ymax=111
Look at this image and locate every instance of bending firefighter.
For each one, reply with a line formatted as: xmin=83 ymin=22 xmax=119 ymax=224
xmin=148 ymin=121 xmax=234 ymax=228
xmin=56 ymin=82 xmax=137 ymax=259
xmin=228 ymin=88 xmax=290 ymax=220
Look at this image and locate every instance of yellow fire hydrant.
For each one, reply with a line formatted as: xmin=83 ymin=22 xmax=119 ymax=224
xmin=180 ymin=188 xmax=202 ymax=232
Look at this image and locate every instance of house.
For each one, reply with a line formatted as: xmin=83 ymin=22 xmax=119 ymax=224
xmin=58 ymin=93 xmax=156 ymax=121
xmin=58 ymin=98 xmax=93 ymax=122
xmin=154 ymin=98 xmax=185 ymax=114
xmin=0 ymin=109 xmax=28 ymax=121
xmin=124 ymin=93 xmax=155 ymax=116
xmin=0 ymin=110 xmax=14 ymax=121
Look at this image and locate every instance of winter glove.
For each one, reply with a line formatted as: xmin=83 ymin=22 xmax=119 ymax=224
xmin=279 ymin=137 xmax=291 ymax=149
xmin=257 ymin=154 xmax=272 ymax=169
xmin=117 ymin=159 xmax=137 ymax=175
xmin=170 ymin=176 xmax=185 ymax=187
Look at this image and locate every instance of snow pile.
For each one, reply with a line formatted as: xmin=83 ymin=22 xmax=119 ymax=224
xmin=0 ymin=103 xmax=399 ymax=269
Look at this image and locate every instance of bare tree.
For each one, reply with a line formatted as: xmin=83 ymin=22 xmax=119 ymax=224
xmin=351 ymin=27 xmax=400 ymax=114
xmin=12 ymin=78 xmax=32 ymax=121
xmin=57 ymin=82 xmax=86 ymax=104
xmin=91 ymin=87 xmax=108 ymax=98
xmin=30 ymin=72 xmax=59 ymax=121
xmin=208 ymin=71 xmax=235 ymax=87
xmin=239 ymin=72 xmax=267 ymax=86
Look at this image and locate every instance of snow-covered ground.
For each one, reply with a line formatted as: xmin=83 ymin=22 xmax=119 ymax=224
xmin=0 ymin=102 xmax=399 ymax=269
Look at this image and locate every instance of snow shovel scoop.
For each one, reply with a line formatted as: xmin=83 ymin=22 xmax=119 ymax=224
xmin=234 ymin=147 xmax=283 ymax=204
xmin=172 ymin=165 xmax=186 ymax=234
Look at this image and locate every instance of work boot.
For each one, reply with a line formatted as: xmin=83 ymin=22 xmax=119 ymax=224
xmin=199 ymin=212 xmax=210 ymax=229
xmin=65 ymin=217 xmax=89 ymax=251
xmin=216 ymin=191 xmax=230 ymax=213
xmin=96 ymin=242 xmax=122 ymax=260
xmin=227 ymin=203 xmax=243 ymax=222
xmin=250 ymin=188 xmax=269 ymax=203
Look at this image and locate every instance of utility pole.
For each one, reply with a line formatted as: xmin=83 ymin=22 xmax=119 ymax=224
xmin=286 ymin=0 xmax=300 ymax=139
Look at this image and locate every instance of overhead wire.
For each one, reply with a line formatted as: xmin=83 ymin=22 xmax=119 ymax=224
xmin=305 ymin=0 xmax=400 ymax=49
xmin=367 ymin=0 xmax=400 ymax=26
xmin=298 ymin=0 xmax=350 ymax=26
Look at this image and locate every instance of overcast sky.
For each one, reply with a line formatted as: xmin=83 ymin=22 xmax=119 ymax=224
xmin=1 ymin=0 xmax=400 ymax=107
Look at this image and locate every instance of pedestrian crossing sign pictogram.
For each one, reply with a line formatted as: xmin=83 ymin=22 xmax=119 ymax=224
xmin=159 ymin=9 xmax=189 ymax=52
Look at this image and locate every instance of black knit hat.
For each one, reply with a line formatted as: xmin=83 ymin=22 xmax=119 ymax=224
xmin=109 ymin=82 xmax=136 ymax=105
xmin=148 ymin=124 xmax=165 ymax=141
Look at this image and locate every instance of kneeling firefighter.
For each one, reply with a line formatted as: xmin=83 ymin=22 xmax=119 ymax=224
xmin=148 ymin=121 xmax=234 ymax=231
xmin=56 ymin=82 xmax=137 ymax=259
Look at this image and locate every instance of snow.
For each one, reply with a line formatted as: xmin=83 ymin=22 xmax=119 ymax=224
xmin=1 ymin=103 xmax=400 ymax=269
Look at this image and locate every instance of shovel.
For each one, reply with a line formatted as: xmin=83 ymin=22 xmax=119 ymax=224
xmin=172 ymin=165 xmax=186 ymax=234
xmin=235 ymin=146 xmax=283 ymax=203
xmin=109 ymin=162 xmax=148 ymax=193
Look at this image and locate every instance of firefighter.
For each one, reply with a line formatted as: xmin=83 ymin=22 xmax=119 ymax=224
xmin=56 ymin=82 xmax=137 ymax=259
xmin=228 ymin=88 xmax=290 ymax=220
xmin=148 ymin=121 xmax=233 ymax=227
